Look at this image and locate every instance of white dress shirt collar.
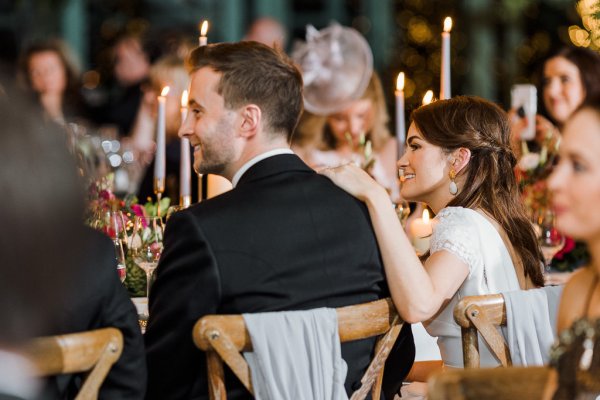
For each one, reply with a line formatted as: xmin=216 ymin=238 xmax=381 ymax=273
xmin=231 ymin=148 xmax=294 ymax=188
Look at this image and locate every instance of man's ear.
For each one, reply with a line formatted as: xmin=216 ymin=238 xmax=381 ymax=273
xmin=451 ymin=147 xmax=471 ymax=174
xmin=239 ymin=104 xmax=261 ymax=138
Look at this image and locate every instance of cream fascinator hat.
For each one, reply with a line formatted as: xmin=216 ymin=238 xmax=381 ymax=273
xmin=291 ymin=23 xmax=373 ymax=116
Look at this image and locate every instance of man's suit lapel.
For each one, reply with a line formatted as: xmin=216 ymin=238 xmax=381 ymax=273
xmin=236 ymin=154 xmax=314 ymax=187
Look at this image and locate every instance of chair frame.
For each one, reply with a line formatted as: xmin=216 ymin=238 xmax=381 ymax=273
xmin=453 ymin=294 xmax=511 ymax=368
xmin=21 ymin=327 xmax=123 ymax=400
xmin=193 ymin=298 xmax=403 ymax=400
xmin=427 ymin=366 xmax=550 ymax=400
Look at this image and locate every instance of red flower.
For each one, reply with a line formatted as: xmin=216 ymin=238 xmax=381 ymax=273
xmin=131 ymin=204 xmax=146 ymax=218
xmin=554 ymin=237 xmax=575 ymax=260
xmin=99 ymin=189 xmax=115 ymax=201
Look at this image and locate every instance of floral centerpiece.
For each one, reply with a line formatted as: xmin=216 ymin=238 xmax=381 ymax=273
xmin=87 ymin=174 xmax=170 ymax=296
xmin=515 ymin=141 xmax=589 ymax=272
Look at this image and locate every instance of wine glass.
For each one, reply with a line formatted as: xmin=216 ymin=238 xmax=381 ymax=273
xmin=129 ymin=216 xmax=164 ymax=298
xmin=536 ymin=209 xmax=565 ymax=273
xmin=394 ymin=200 xmax=411 ymax=228
xmin=94 ymin=210 xmax=128 ymax=282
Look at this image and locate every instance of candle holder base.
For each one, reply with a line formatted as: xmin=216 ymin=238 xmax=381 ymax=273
xmin=153 ymin=178 xmax=165 ymax=194
xmin=180 ymin=196 xmax=191 ymax=208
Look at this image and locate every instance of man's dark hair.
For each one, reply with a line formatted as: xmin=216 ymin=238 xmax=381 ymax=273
xmin=187 ymin=41 xmax=303 ymax=142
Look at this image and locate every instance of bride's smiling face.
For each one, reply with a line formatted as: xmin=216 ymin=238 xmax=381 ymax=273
xmin=398 ymin=123 xmax=450 ymax=204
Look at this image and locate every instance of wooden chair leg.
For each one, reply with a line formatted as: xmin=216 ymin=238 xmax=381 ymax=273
xmin=461 ymin=327 xmax=479 ymax=368
xmin=206 ymin=351 xmax=226 ymax=400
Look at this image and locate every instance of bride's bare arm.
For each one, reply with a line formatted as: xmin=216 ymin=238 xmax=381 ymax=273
xmin=321 ymin=164 xmax=469 ymax=323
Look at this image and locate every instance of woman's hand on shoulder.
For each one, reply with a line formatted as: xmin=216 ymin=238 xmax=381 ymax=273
xmin=319 ymin=163 xmax=386 ymax=202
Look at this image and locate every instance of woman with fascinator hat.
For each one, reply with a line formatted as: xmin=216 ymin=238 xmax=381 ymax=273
xmin=291 ymin=24 xmax=401 ymax=201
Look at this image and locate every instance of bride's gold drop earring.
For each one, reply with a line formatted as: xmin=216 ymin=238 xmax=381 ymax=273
xmin=449 ymin=168 xmax=458 ymax=195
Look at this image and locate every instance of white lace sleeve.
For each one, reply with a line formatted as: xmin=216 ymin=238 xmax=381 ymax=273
xmin=430 ymin=208 xmax=481 ymax=273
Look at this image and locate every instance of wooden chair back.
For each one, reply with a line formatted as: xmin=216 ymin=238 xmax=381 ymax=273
xmin=453 ymin=294 xmax=510 ymax=368
xmin=21 ymin=327 xmax=124 ymax=400
xmin=427 ymin=366 xmax=550 ymax=400
xmin=193 ymin=298 xmax=403 ymax=400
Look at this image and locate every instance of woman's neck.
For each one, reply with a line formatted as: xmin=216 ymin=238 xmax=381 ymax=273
xmin=587 ymin=237 xmax=600 ymax=276
xmin=39 ymin=92 xmax=64 ymax=122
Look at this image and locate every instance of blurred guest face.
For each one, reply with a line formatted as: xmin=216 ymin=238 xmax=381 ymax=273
xmin=179 ymin=67 xmax=240 ymax=178
xmin=28 ymin=51 xmax=67 ymax=95
xmin=326 ymin=99 xmax=374 ymax=149
xmin=543 ymin=57 xmax=586 ymax=124
xmin=397 ymin=123 xmax=449 ymax=204
xmin=548 ymin=108 xmax=600 ymax=241
xmin=114 ymin=38 xmax=149 ymax=87
xmin=143 ymin=83 xmax=182 ymax=139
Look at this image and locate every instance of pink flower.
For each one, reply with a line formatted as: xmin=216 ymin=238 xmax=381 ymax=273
xmin=131 ymin=204 xmax=146 ymax=218
xmin=554 ymin=237 xmax=575 ymax=260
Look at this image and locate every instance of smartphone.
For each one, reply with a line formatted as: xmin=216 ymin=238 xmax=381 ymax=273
xmin=511 ymin=84 xmax=537 ymax=141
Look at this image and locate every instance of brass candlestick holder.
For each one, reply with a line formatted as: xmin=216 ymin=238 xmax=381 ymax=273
xmin=180 ymin=195 xmax=191 ymax=208
xmin=153 ymin=177 xmax=165 ymax=217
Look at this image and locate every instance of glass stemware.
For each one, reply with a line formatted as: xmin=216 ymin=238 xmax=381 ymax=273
xmin=536 ymin=209 xmax=565 ymax=273
xmin=94 ymin=210 xmax=128 ymax=282
xmin=394 ymin=200 xmax=411 ymax=228
xmin=129 ymin=216 xmax=164 ymax=298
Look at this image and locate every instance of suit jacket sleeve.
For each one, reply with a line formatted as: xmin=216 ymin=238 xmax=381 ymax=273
xmin=51 ymin=229 xmax=147 ymax=400
xmin=145 ymin=210 xmax=221 ymax=400
xmin=95 ymin=235 xmax=148 ymax=400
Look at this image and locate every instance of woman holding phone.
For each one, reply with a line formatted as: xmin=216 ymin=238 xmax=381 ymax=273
xmin=511 ymin=47 xmax=600 ymax=155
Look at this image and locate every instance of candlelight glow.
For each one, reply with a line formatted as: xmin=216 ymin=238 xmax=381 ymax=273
xmin=200 ymin=20 xmax=209 ymax=36
xmin=422 ymin=208 xmax=430 ymax=223
xmin=422 ymin=90 xmax=434 ymax=105
xmin=396 ymin=72 xmax=405 ymax=91
xmin=181 ymin=90 xmax=188 ymax=108
xmin=161 ymin=86 xmax=170 ymax=97
xmin=444 ymin=17 xmax=453 ymax=33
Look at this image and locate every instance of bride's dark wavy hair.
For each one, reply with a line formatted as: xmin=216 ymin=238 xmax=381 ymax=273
xmin=412 ymin=95 xmax=544 ymax=287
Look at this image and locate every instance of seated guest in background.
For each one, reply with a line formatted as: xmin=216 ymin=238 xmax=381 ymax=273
xmin=0 ymin=86 xmax=146 ymax=400
xmin=511 ymin=46 xmax=600 ymax=157
xmin=543 ymin=99 xmax=600 ymax=399
xmin=92 ymin=33 xmax=151 ymax=138
xmin=17 ymin=38 xmax=89 ymax=125
xmin=322 ymin=96 xmax=544 ymax=396
xmin=511 ymin=47 xmax=600 ymax=285
xmin=243 ymin=17 xmax=287 ymax=50
xmin=294 ymin=73 xmax=400 ymax=201
xmin=145 ymin=41 xmax=414 ymax=400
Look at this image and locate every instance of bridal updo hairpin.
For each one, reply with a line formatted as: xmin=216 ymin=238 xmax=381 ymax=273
xmin=291 ymin=23 xmax=373 ymax=115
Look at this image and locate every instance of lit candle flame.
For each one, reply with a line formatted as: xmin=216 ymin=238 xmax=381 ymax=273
xmin=444 ymin=17 xmax=453 ymax=33
xmin=200 ymin=20 xmax=209 ymax=37
xmin=396 ymin=72 xmax=405 ymax=92
xmin=422 ymin=208 xmax=430 ymax=223
xmin=161 ymin=86 xmax=170 ymax=97
xmin=181 ymin=90 xmax=188 ymax=108
xmin=422 ymin=90 xmax=434 ymax=105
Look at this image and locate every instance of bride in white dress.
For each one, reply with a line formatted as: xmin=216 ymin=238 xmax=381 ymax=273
xmin=321 ymin=96 xmax=545 ymax=394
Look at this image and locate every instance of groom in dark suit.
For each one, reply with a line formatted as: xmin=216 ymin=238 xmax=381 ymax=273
xmin=145 ymin=41 xmax=414 ymax=400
